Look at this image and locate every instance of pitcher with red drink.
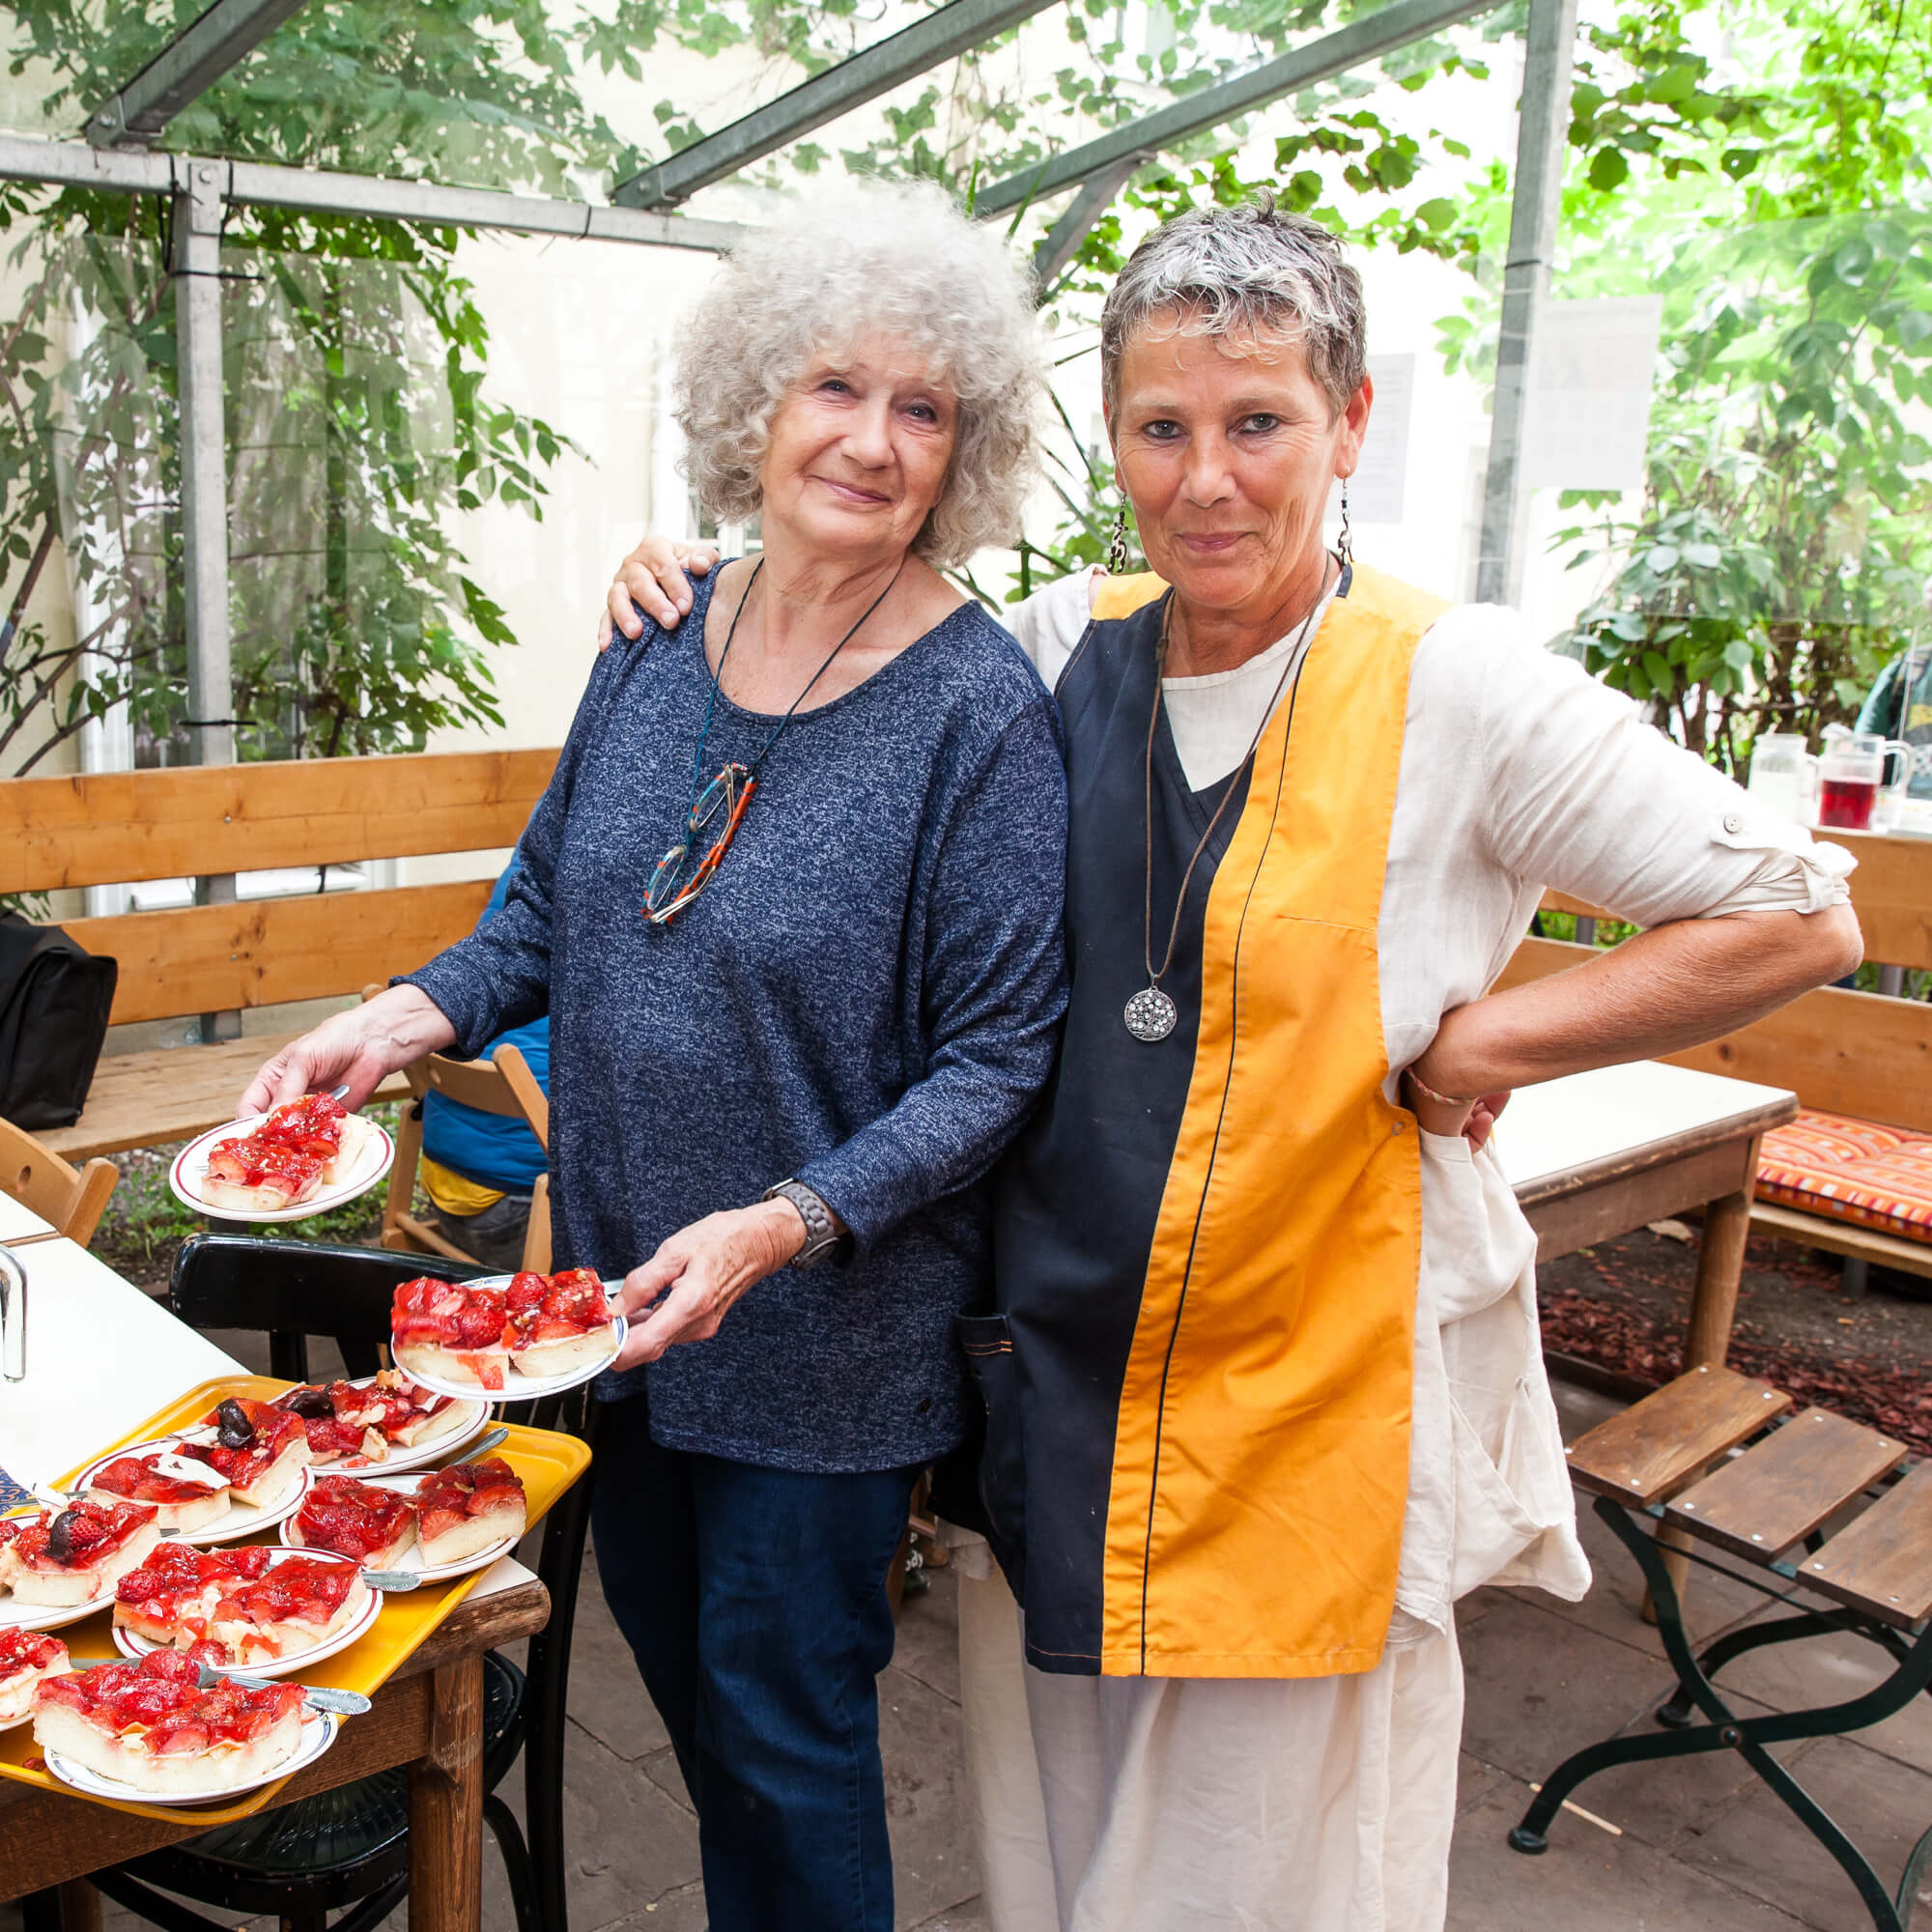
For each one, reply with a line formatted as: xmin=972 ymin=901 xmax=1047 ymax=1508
xmin=1816 ymin=729 xmax=1913 ymax=832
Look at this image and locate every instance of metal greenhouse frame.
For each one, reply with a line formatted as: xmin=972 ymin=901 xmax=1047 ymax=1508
xmin=0 ymin=0 xmax=1577 ymax=804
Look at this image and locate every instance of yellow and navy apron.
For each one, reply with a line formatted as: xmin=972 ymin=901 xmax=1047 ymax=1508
xmin=970 ymin=562 xmax=1448 ymax=1679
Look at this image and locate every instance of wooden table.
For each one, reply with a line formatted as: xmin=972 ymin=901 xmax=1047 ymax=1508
xmin=0 ymin=1240 xmax=552 ymax=1932
xmin=1495 ymin=1061 xmax=1799 ymax=1372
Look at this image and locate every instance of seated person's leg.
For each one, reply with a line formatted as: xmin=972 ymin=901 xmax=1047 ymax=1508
xmin=430 ymin=1186 xmax=534 ymax=1272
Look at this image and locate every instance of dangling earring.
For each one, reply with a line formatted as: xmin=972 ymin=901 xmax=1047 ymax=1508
xmin=1105 ymin=500 xmax=1132 ymax=577
xmin=1336 ymin=476 xmax=1353 ymax=569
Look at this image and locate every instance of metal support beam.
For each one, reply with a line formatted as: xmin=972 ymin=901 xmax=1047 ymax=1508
xmin=0 ymin=137 xmax=747 ymax=251
xmin=614 ymin=0 xmax=1059 ymax=209
xmin=1031 ymin=152 xmax=1148 ymax=292
xmin=1474 ymin=0 xmax=1578 ymax=606
xmin=976 ymin=0 xmax=1509 ymax=217
xmin=87 ymin=0 xmax=310 ymax=150
xmin=173 ymin=157 xmax=242 ymax=1041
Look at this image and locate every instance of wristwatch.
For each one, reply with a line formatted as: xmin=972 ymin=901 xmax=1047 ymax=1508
xmin=762 ymin=1179 xmax=850 ymax=1268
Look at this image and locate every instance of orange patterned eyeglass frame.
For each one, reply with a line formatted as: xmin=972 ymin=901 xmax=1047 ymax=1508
xmin=643 ymin=762 xmax=758 ymax=926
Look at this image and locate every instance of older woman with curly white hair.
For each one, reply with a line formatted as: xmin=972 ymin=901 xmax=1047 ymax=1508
xmin=241 ymin=182 xmax=1067 ymax=1932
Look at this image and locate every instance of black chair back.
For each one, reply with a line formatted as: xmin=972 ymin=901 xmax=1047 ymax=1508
xmin=169 ymin=1234 xmax=486 ymax=1381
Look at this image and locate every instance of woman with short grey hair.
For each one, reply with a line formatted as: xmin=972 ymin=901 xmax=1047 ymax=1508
xmin=246 ymin=179 xmax=1068 ymax=1932
xmin=610 ymin=189 xmax=1858 ymax=1931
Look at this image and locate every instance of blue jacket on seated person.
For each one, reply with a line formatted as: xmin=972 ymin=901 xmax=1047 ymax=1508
xmin=419 ymin=860 xmax=549 ymax=1198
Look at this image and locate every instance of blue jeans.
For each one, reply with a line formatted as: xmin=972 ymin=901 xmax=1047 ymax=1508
xmin=590 ymin=1391 xmax=917 ymax=1932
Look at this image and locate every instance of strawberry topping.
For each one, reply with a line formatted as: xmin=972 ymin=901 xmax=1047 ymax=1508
xmin=392 ymin=1279 xmax=510 ymax=1351
xmin=11 ymin=1500 xmax=156 ymax=1570
xmin=178 ymin=1398 xmax=305 ymax=1487
xmin=0 ymin=1629 xmax=67 ymax=1676
xmin=503 ymin=1269 xmax=608 ymax=1347
xmin=258 ymin=1094 xmax=346 ymax=1159
xmin=204 ymin=1137 xmax=324 ymax=1195
xmin=91 ymin=1453 xmax=226 ymax=1506
xmin=295 ymin=1477 xmax=415 ymax=1561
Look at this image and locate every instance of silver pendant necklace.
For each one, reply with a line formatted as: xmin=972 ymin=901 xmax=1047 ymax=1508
xmin=1127 ymin=567 xmax=1332 ymax=1043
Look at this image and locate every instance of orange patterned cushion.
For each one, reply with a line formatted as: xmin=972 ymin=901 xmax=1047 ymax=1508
xmin=1758 ymin=1109 xmax=1932 ymax=1244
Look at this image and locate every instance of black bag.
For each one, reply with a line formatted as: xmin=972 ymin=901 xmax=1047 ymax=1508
xmin=0 ymin=913 xmax=118 ymax=1129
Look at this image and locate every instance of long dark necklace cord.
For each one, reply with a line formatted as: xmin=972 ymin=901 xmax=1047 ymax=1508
xmin=1141 ymin=559 xmax=1336 ymax=994
xmin=682 ymin=554 xmax=908 ymax=827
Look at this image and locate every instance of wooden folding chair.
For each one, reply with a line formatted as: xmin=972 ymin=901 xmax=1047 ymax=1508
xmin=1511 ymin=1364 xmax=1932 ymax=1932
xmin=379 ymin=1043 xmax=551 ymax=1274
xmin=0 ymin=1114 xmax=119 ymax=1247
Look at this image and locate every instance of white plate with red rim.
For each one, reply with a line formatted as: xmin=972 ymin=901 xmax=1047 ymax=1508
xmin=271 ymin=1378 xmax=491 ymax=1478
xmin=168 ymin=1112 xmax=395 ymax=1224
xmin=392 ymin=1276 xmax=626 ymax=1403
xmin=2 ymin=1509 xmax=151 ymax=1635
xmin=70 ymin=1439 xmax=316 ymax=1546
xmin=278 ymin=1468 xmax=524 ymax=1584
xmin=43 ymin=1702 xmax=341 ymax=1806
xmin=110 ymin=1548 xmax=382 ymax=1680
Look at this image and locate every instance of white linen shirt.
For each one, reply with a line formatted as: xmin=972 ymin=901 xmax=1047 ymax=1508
xmin=1004 ymin=566 xmax=1854 ymax=1639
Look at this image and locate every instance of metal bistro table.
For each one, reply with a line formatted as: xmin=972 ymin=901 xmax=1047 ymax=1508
xmin=0 ymin=1236 xmax=554 ymax=1932
xmin=1494 ymin=1060 xmax=1800 ymax=1373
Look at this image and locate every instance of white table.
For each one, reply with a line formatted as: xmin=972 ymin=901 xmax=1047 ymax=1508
xmin=0 ymin=1196 xmax=55 ymax=1246
xmin=0 ymin=1236 xmax=242 ymax=1488
xmin=1493 ymin=1060 xmax=1798 ymax=1370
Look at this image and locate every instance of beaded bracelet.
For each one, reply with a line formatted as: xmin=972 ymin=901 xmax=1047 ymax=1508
xmin=1404 ymin=1064 xmax=1481 ymax=1110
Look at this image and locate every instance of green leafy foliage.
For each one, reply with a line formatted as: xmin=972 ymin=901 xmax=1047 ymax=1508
xmin=0 ymin=0 xmax=594 ymax=776
xmin=1446 ymin=0 xmax=1932 ymax=771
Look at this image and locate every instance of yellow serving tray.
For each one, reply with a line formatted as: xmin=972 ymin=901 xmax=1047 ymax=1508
xmin=0 ymin=1373 xmax=591 ymax=1824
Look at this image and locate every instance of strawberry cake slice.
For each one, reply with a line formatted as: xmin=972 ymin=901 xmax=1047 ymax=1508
xmin=199 ymin=1136 xmax=326 ymax=1212
xmin=503 ymin=1269 xmax=617 ymax=1379
xmin=414 ymin=1456 xmax=527 ymax=1568
xmin=288 ymin=1476 xmax=419 ymax=1568
xmin=340 ymin=1370 xmax=469 ymax=1449
xmin=115 ymin=1545 xmax=368 ymax=1666
xmin=0 ymin=1629 xmax=71 ymax=1723
xmin=34 ymin=1650 xmax=306 ymax=1798
xmin=175 ymin=1398 xmax=311 ymax=1511
xmin=87 ymin=1449 xmax=233 ymax=1534
xmin=391 ymin=1279 xmax=513 ymax=1390
xmin=196 ymin=1095 xmax=375 ymax=1212
xmin=0 ymin=1501 xmax=162 ymax=1607
xmin=274 ymin=1370 xmax=468 ymax=1464
xmin=257 ymin=1094 xmax=373 ymax=1183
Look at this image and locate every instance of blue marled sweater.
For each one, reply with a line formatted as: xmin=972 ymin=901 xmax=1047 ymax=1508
xmin=405 ymin=569 xmax=1069 ymax=1473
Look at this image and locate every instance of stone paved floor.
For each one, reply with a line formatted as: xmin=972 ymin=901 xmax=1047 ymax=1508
xmin=26 ymin=1372 xmax=1932 ymax=1932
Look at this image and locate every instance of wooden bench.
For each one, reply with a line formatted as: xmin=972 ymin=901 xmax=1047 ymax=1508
xmin=1512 ymin=1365 xmax=1932 ymax=1932
xmin=0 ymin=749 xmax=558 ymax=1160
xmin=1514 ymin=826 xmax=1932 ymax=1288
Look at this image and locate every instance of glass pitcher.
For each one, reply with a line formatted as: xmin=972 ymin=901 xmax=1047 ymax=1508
xmin=1817 ymin=730 xmax=1914 ymax=833
xmin=1747 ymin=734 xmax=1819 ymax=824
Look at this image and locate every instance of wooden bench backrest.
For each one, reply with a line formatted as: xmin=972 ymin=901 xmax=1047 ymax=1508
xmin=1500 ymin=937 xmax=1932 ymax=1132
xmin=1542 ymin=828 xmax=1932 ymax=973
xmin=0 ymin=750 xmax=559 ymax=1027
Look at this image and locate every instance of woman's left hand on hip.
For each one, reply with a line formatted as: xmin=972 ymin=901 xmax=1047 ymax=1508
xmin=612 ymin=1201 xmax=806 ymax=1369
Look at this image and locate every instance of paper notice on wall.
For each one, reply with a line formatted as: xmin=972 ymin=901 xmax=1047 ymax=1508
xmin=1327 ymin=352 xmax=1413 ymax=526
xmin=1521 ymin=297 xmax=1663 ymax=492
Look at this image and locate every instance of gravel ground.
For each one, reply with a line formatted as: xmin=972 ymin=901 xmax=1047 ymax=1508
xmin=1540 ymin=1220 xmax=1932 ymax=1453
